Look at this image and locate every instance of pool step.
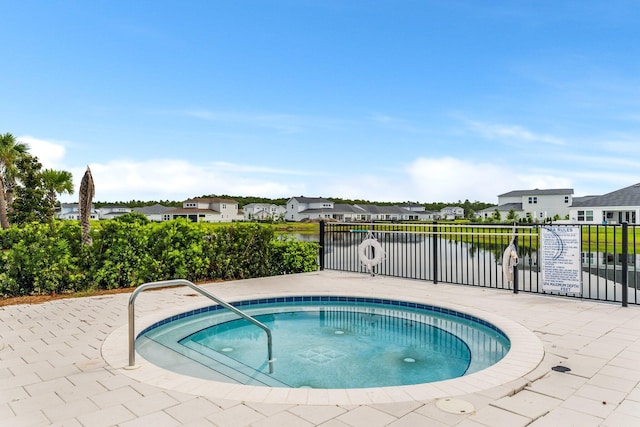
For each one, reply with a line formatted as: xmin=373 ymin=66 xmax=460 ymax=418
xmin=137 ymin=333 xmax=288 ymax=387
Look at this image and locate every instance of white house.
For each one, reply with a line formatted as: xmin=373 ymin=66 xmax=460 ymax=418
xmin=286 ymin=197 xmax=335 ymax=221
xmin=164 ymin=197 xmax=242 ymax=223
xmin=440 ymin=206 xmax=464 ymax=220
xmin=98 ymin=205 xmax=132 ymax=220
xmin=57 ymin=203 xmax=99 ymax=220
xmin=285 ymin=197 xmax=434 ymax=222
xmin=570 ymin=183 xmax=640 ymax=224
xmin=243 ymin=203 xmax=286 ymax=221
xmin=132 ymin=204 xmax=174 ymax=222
xmin=356 ymin=205 xmax=430 ymax=221
xmin=477 ymin=188 xmax=574 ymax=221
xmin=320 ymin=204 xmax=370 ymax=222
xmin=400 ymin=204 xmax=438 ymax=221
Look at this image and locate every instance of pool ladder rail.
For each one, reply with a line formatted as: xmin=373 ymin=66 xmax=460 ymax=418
xmin=127 ymin=279 xmax=274 ymax=374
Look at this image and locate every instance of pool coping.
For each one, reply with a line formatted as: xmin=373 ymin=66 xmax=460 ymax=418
xmin=102 ymin=282 xmax=544 ymax=405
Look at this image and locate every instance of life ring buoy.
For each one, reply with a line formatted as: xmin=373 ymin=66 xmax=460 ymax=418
xmin=502 ymin=243 xmax=518 ymax=282
xmin=359 ymin=238 xmax=384 ymax=270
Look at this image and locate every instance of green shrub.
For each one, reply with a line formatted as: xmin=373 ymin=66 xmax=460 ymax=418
xmin=270 ymin=238 xmax=319 ymax=275
xmin=0 ymin=222 xmax=87 ymax=296
xmin=0 ymin=219 xmax=319 ymax=297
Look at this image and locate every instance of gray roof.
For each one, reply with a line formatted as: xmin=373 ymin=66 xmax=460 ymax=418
xmin=478 ymin=203 xmax=522 ymax=213
xmin=291 ymin=197 xmax=332 ymax=204
xmin=570 ymin=196 xmax=599 ymax=206
xmin=499 ymin=188 xmax=574 ymax=197
xmin=133 ymin=204 xmax=173 ymax=215
xmin=571 ymin=183 xmax=640 ymax=207
xmin=331 ymin=204 xmax=367 ymax=213
xmin=356 ymin=205 xmax=413 ymax=215
xmin=300 ymin=204 xmax=363 ymax=215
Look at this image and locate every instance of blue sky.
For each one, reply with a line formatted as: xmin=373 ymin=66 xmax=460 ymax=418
xmin=2 ymin=1 xmax=640 ymax=204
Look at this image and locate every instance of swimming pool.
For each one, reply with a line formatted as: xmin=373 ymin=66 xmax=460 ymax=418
xmin=135 ymin=296 xmax=510 ymax=389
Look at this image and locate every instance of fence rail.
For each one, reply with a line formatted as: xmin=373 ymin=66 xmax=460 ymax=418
xmin=319 ymin=222 xmax=639 ymax=306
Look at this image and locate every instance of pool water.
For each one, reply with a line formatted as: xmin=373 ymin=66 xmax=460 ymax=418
xmin=137 ymin=297 xmax=510 ymax=389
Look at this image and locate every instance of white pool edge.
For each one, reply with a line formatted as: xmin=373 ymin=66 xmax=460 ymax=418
xmin=102 ymin=285 xmax=544 ymax=405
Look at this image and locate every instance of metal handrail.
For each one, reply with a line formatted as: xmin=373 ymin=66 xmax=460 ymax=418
xmin=128 ymin=279 xmax=274 ymax=373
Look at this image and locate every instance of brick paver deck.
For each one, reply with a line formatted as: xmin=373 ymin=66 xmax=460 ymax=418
xmin=1 ymin=271 xmax=639 ymax=426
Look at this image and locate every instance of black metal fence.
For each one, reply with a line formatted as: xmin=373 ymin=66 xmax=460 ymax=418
xmin=319 ymin=222 xmax=639 ymax=307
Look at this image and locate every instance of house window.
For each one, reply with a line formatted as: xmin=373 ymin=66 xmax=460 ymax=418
xmin=222 ymin=204 xmax=227 ymax=209
xmin=577 ymin=210 xmax=593 ymax=221
xmin=163 ymin=214 xmax=171 ymax=221
xmin=564 ymin=196 xmax=569 ymax=203
xmin=528 ymin=196 xmax=537 ymax=204
xmin=186 ymin=203 xmax=196 ymax=208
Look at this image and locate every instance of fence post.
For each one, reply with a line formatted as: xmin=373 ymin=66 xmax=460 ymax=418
xmin=432 ymin=221 xmax=438 ymax=284
xmin=622 ymin=222 xmax=628 ymax=307
xmin=513 ymin=227 xmax=519 ymax=294
xmin=319 ymin=220 xmax=325 ymax=271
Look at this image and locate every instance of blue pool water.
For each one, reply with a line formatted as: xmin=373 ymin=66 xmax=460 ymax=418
xmin=137 ymin=296 xmax=510 ymax=389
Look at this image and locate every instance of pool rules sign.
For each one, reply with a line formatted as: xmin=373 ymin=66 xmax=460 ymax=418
xmin=540 ymin=226 xmax=582 ymax=294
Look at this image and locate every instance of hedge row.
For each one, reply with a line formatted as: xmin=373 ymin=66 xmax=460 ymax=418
xmin=0 ymin=217 xmax=319 ymax=297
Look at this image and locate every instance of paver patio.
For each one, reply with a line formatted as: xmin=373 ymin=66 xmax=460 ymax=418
xmin=1 ymin=271 xmax=639 ymax=426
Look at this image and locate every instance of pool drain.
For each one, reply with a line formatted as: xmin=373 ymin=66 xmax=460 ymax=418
xmin=436 ymin=398 xmax=475 ymax=414
xmin=334 ymin=330 xmax=344 ymax=335
xmin=221 ymin=347 xmax=234 ymax=352
xmin=403 ymin=358 xmax=416 ymax=363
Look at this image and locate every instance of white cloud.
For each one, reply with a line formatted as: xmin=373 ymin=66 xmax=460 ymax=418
xmin=467 ymin=120 xmax=565 ymax=145
xmin=404 ymin=157 xmax=572 ymax=202
xmin=18 ymin=135 xmax=67 ymax=168
xmin=61 ymin=158 xmax=310 ymax=202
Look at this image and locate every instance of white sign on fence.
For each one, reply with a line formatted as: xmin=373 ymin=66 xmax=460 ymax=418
xmin=540 ymin=226 xmax=582 ymax=294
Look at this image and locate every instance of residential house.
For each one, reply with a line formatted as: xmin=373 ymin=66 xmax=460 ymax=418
xmin=325 ymin=204 xmax=371 ymax=222
xmin=400 ymin=204 xmax=438 ymax=221
xmin=98 ymin=205 xmax=132 ymax=220
xmin=132 ymin=204 xmax=174 ymax=222
xmin=477 ymin=188 xmax=574 ymax=221
xmin=286 ymin=197 xmax=335 ymax=221
xmin=243 ymin=203 xmax=286 ymax=221
xmin=440 ymin=206 xmax=464 ymax=220
xmin=57 ymin=203 xmax=99 ymax=220
xmin=570 ymin=183 xmax=640 ymax=224
xmin=163 ymin=197 xmax=242 ymax=223
xmin=285 ymin=197 xmax=434 ymax=222
xmin=356 ymin=205 xmax=417 ymax=221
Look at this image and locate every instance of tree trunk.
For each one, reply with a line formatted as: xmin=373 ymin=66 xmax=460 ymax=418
xmin=79 ymin=166 xmax=95 ymax=245
xmin=0 ymin=178 xmax=8 ymax=229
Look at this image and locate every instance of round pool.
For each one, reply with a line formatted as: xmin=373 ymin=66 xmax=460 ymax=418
xmin=135 ymin=296 xmax=510 ymax=389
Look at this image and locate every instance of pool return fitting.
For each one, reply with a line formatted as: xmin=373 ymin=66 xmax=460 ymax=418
xmin=127 ymin=279 xmax=274 ymax=373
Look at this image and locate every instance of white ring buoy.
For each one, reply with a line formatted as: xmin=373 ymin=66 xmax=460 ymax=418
xmin=502 ymin=243 xmax=518 ymax=282
xmin=358 ymin=238 xmax=384 ymax=269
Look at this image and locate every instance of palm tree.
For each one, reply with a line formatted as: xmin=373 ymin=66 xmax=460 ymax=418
xmin=42 ymin=168 xmax=74 ymax=219
xmin=0 ymin=133 xmax=29 ymax=229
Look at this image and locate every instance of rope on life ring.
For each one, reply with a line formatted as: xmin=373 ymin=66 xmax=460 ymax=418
xmin=358 ymin=232 xmax=384 ymax=272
